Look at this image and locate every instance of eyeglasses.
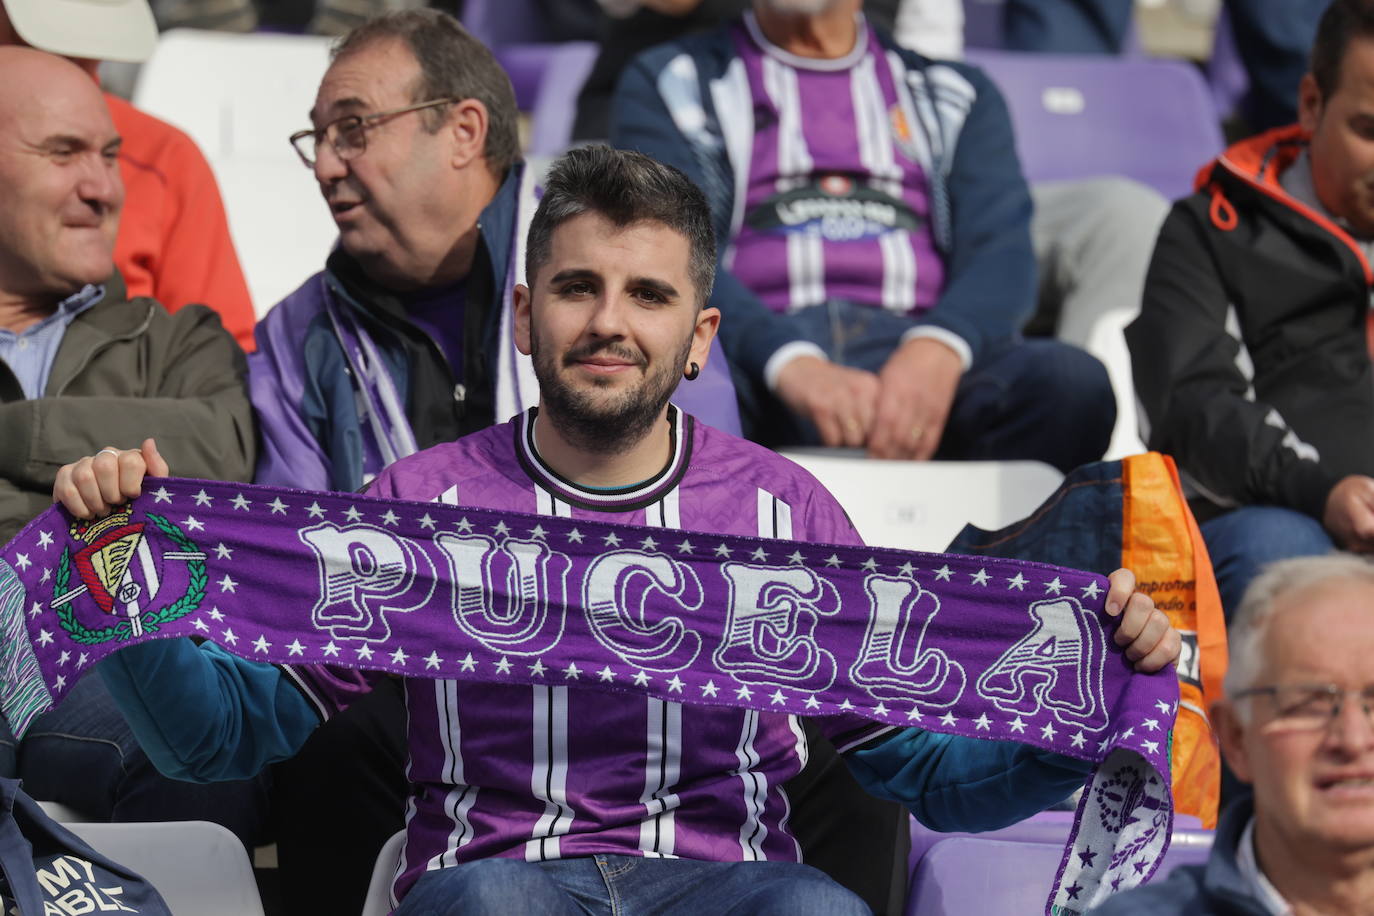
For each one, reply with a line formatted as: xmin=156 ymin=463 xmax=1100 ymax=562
xmin=289 ymin=97 xmax=458 ymax=168
xmin=1233 ymin=683 xmax=1374 ymax=732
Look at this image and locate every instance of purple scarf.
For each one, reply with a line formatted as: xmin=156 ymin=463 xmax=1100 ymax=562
xmin=0 ymin=478 xmax=1178 ymax=914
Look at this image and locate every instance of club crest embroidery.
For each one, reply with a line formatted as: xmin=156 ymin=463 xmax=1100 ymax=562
xmin=49 ymin=508 xmax=207 ymax=644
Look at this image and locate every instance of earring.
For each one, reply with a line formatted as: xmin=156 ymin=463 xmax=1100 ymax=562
xmin=684 ymin=362 xmax=700 ymax=381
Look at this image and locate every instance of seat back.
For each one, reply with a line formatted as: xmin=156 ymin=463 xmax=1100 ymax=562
xmin=497 ymin=42 xmax=600 ymax=155
xmin=360 ymin=828 xmax=408 ymax=916
xmin=965 ymin=49 xmax=1224 ymax=200
xmin=61 ymin=820 xmax=265 ymax=916
xmin=905 ymin=831 xmax=1213 ymax=915
xmin=133 ymin=29 xmax=338 ymax=315
xmin=777 ymin=455 xmax=1064 ymax=552
xmin=908 ymin=810 xmax=1207 ymax=873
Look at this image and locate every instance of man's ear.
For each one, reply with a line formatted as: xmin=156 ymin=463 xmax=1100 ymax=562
xmin=448 ymin=98 xmax=489 ymax=170
xmin=1299 ymin=72 xmax=1325 ymax=134
xmin=1213 ymin=699 xmax=1255 ymax=785
xmin=688 ymin=306 xmax=721 ymax=374
xmin=514 ymin=283 xmax=533 ymax=356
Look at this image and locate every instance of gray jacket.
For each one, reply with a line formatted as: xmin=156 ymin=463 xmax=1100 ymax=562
xmin=0 ymin=272 xmax=254 ymax=542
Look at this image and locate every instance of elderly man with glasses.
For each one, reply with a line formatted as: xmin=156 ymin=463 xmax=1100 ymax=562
xmin=250 ymin=10 xmax=738 ymax=913
xmin=1091 ymin=552 xmax=1374 ymax=915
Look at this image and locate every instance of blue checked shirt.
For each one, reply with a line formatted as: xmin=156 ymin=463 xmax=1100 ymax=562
xmin=0 ymin=285 xmax=103 ymax=399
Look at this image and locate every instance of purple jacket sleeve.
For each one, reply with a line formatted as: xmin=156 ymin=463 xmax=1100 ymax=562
xmin=249 ymin=277 xmax=334 ymax=491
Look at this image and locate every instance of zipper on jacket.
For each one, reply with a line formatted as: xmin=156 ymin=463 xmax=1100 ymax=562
xmin=51 ymin=302 xmax=156 ymax=397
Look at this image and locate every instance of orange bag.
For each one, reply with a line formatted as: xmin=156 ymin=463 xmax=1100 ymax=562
xmin=1120 ymin=453 xmax=1226 ymax=828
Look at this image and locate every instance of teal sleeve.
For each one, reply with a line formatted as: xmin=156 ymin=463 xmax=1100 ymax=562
xmin=98 ymin=638 xmax=321 ymax=783
xmin=845 ymin=727 xmax=1093 ymax=832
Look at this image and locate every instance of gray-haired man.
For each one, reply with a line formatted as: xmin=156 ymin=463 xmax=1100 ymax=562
xmin=1092 ymin=553 xmax=1374 ymax=915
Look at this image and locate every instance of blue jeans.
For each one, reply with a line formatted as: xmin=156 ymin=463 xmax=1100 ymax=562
xmin=737 ymin=300 xmax=1115 ymax=473
xmin=0 ymin=673 xmax=270 ymax=849
xmin=397 ymin=855 xmax=872 ymax=916
xmin=1199 ymin=506 xmax=1335 ymax=622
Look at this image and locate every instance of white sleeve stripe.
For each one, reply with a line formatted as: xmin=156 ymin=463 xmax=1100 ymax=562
xmin=277 ymin=665 xmax=331 ymax=723
xmin=832 ymin=724 xmax=899 ymax=755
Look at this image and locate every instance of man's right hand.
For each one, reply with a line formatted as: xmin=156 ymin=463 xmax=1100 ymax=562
xmin=1323 ymin=474 xmax=1374 ymax=552
xmin=53 ymin=439 xmax=169 ymax=519
xmin=774 ymin=355 xmax=881 ymax=449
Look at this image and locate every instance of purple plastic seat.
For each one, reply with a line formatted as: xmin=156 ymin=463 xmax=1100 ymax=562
xmin=907 ymin=809 xmax=1206 ymax=872
xmin=904 ymin=830 xmax=1214 ymax=915
xmin=964 ymin=49 xmax=1224 ymax=200
xmin=496 ymin=42 xmax=599 ymax=155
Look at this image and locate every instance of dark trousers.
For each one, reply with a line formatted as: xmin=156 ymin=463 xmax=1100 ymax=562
xmin=0 ymin=674 xmax=270 ymax=850
xmin=735 ymin=300 xmax=1115 ymax=474
xmin=270 ymin=676 xmax=409 ymax=914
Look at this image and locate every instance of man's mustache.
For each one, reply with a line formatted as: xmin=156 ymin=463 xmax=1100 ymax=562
xmin=562 ymin=341 xmax=647 ymax=368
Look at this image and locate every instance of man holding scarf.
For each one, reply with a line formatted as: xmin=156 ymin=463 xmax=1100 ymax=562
xmin=55 ymin=146 xmax=1179 ymax=914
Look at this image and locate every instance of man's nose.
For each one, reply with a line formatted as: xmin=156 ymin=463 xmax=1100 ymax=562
xmin=585 ymin=293 xmax=631 ymax=338
xmin=313 ymin=141 xmax=349 ymax=185
xmin=78 ymin=156 xmax=123 ymax=214
xmin=1325 ymin=693 xmax=1374 ymax=755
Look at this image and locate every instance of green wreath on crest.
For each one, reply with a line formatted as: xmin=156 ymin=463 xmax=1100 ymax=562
xmin=54 ymin=513 xmax=207 ymax=645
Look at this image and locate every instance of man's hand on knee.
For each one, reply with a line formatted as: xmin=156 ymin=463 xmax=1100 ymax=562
xmin=774 ymin=355 xmax=880 ymax=449
xmin=1323 ymin=475 xmax=1374 ymax=552
xmin=867 ymin=337 xmax=961 ymax=460
xmin=54 ymin=438 xmax=169 ymax=519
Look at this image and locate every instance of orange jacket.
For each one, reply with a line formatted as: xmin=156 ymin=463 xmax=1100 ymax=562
xmin=107 ymin=94 xmax=256 ymax=351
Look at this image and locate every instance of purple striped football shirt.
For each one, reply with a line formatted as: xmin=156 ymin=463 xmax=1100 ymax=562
xmin=289 ymin=408 xmax=890 ymax=904
xmin=728 ymin=16 xmax=946 ymax=316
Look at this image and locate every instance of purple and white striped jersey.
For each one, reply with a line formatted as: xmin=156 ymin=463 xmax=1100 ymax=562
xmin=289 ymin=408 xmax=891 ymax=903
xmin=728 ymin=15 xmax=947 ymax=316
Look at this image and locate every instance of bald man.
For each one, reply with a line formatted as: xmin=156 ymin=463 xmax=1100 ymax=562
xmin=0 ymin=47 xmax=264 ymax=846
xmin=0 ymin=0 xmax=257 ymax=350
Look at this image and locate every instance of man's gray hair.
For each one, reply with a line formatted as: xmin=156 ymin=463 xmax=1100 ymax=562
xmin=1225 ymin=552 xmax=1374 ymax=700
xmin=525 ymin=146 xmax=717 ymax=307
xmin=331 ymin=9 xmax=520 ymax=179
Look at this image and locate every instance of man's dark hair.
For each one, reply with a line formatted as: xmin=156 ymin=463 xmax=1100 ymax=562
xmin=526 ymin=146 xmax=717 ymax=306
xmin=1311 ymin=0 xmax=1374 ymax=100
xmin=332 ymin=9 xmax=519 ymax=178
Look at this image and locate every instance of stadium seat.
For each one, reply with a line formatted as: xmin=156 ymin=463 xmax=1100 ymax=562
xmin=132 ymin=29 xmax=338 ymax=316
xmin=905 ymin=829 xmax=1213 ymax=915
xmin=908 ymin=809 xmax=1207 ymax=871
xmin=964 ymin=49 xmax=1225 ymax=200
xmin=58 ymin=820 xmax=265 ymax=916
xmin=361 ymin=828 xmax=407 ymax=916
xmin=36 ymin=800 xmax=86 ymax=823
xmin=497 ymin=42 xmax=600 ymax=156
xmin=777 ymin=454 xmax=1064 ymax=552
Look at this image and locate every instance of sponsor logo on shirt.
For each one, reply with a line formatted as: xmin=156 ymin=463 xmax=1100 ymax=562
xmin=746 ymin=174 xmax=920 ymax=241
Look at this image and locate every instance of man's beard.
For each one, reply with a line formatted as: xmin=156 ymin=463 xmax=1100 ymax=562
xmin=532 ymin=334 xmax=691 ymax=455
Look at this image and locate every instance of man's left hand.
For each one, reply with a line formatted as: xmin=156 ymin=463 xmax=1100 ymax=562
xmin=1104 ymin=568 xmax=1181 ymax=674
xmin=867 ymin=336 xmax=962 ymax=460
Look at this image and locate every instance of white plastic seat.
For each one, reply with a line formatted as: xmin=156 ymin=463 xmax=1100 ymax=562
xmin=361 ymin=828 xmax=407 ymax=916
xmin=778 ymin=454 xmax=1065 ymax=552
xmin=59 ymin=820 xmax=265 ymax=916
xmin=132 ymin=29 xmax=339 ymax=315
